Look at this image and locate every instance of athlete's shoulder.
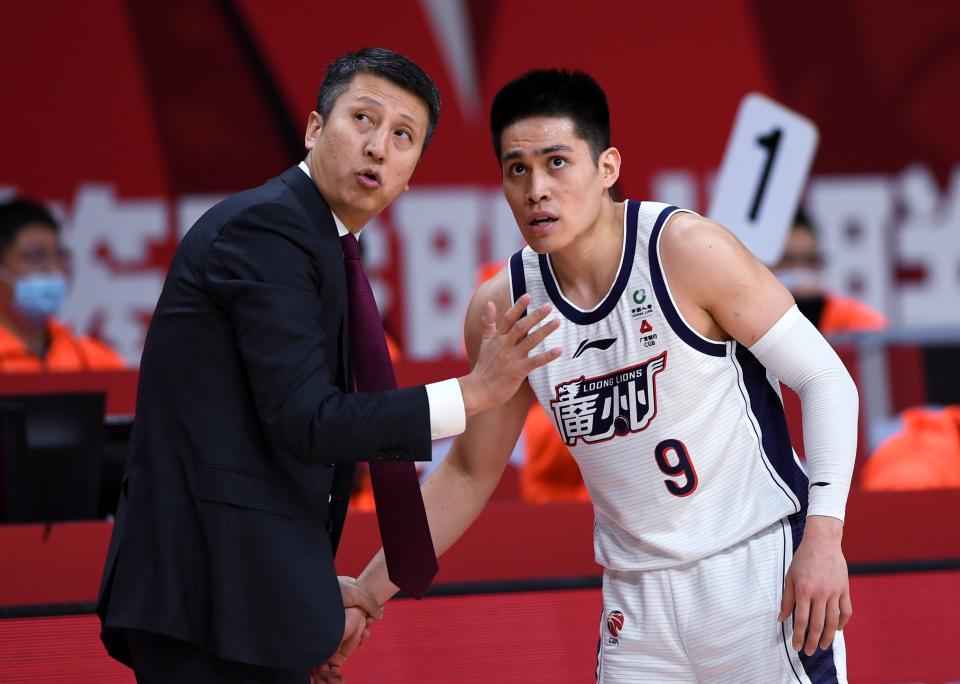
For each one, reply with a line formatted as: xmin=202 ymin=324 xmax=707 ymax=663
xmin=463 ymin=264 xmax=513 ymax=360
xmin=473 ymin=263 xmax=513 ymax=312
xmin=660 ymin=211 xmax=746 ymax=266
xmin=658 ymin=210 xmax=774 ymax=313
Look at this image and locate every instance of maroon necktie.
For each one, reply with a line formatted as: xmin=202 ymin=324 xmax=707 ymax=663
xmin=340 ymin=232 xmax=438 ymax=598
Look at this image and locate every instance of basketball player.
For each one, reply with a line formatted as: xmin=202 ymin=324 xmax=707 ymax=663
xmin=355 ymin=70 xmax=857 ymax=683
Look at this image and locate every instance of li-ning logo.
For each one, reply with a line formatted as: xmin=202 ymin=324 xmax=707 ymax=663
xmin=550 ymin=352 xmax=667 ymax=446
xmin=572 ymin=337 xmax=617 ymax=359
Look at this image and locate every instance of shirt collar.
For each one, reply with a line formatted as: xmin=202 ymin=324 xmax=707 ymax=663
xmin=298 ymin=161 xmax=360 ymax=238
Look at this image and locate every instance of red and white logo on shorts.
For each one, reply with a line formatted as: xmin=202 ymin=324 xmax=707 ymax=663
xmin=606 ymin=610 xmax=625 ymax=637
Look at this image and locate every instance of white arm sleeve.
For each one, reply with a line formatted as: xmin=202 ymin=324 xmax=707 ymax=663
xmin=748 ymin=305 xmax=859 ymax=522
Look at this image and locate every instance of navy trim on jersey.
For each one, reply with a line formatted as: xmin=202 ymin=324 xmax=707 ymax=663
xmin=509 ymin=249 xmax=527 ymax=317
xmin=735 ymin=345 xmax=808 ymax=510
xmin=789 ymin=515 xmax=841 ymax=683
xmin=648 ymin=206 xmax=728 ymax=357
xmin=537 ymin=200 xmax=639 ymax=326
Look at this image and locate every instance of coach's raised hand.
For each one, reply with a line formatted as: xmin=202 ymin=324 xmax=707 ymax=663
xmin=457 ymin=294 xmax=562 ymax=415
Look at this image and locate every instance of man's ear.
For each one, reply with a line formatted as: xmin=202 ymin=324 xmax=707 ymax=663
xmin=599 ymin=147 xmax=621 ymax=190
xmin=304 ymin=111 xmax=323 ymax=151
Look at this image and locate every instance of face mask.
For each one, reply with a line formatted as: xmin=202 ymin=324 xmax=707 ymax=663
xmin=774 ymin=267 xmax=822 ymax=294
xmin=12 ymin=273 xmax=67 ymax=323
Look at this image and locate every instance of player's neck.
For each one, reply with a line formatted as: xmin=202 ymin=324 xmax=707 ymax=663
xmin=549 ymin=199 xmax=625 ymax=310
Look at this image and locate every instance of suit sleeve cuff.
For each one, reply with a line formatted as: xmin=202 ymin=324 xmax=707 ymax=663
xmin=425 ymin=378 xmax=466 ymax=440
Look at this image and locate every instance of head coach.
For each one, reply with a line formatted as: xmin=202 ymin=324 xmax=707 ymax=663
xmin=96 ymin=47 xmax=561 ymax=683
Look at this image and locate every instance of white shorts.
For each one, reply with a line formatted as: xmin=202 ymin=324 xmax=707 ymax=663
xmin=596 ymin=517 xmax=848 ymax=683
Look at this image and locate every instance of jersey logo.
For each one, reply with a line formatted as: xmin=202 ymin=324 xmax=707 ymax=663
xmin=639 ymin=319 xmax=653 ymax=334
xmin=606 ymin=610 xmax=625 ymax=643
xmin=630 ymin=288 xmax=654 ymax=319
xmin=550 ymin=351 xmax=667 ymax=446
xmin=572 ymin=337 xmax=617 ymax=358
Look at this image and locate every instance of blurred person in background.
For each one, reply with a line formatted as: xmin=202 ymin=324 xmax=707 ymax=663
xmin=774 ymin=208 xmax=885 ymax=335
xmin=0 ymin=198 xmax=124 ymax=372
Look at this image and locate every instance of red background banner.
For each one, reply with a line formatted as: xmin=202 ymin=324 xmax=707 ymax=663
xmin=3 ymin=1 xmax=959 ymax=359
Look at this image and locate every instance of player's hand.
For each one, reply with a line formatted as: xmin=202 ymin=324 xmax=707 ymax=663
xmin=312 ymin=607 xmax=370 ymax=682
xmin=778 ymin=516 xmax=853 ymax=656
xmin=311 ymin=664 xmax=344 ymax=683
xmin=338 ymin=576 xmax=383 ymax=623
xmin=459 ymin=294 xmax=562 ymax=416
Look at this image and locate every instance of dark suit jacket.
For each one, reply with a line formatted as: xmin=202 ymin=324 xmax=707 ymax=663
xmin=97 ymin=165 xmax=431 ymax=670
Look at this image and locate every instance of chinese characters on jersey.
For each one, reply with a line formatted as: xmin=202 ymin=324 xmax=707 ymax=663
xmin=550 ymin=352 xmax=667 ymax=446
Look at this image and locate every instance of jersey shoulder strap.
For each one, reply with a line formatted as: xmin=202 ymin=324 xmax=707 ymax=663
xmin=508 ymin=249 xmax=527 ymax=311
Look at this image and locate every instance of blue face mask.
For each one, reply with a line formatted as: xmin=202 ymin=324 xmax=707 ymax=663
xmin=12 ymin=273 xmax=67 ymax=323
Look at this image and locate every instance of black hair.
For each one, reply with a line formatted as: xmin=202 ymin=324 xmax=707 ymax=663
xmin=792 ymin=207 xmax=818 ymax=238
xmin=490 ymin=69 xmax=611 ymax=162
xmin=0 ymin=198 xmax=59 ymax=260
xmin=316 ymin=47 xmax=441 ymax=150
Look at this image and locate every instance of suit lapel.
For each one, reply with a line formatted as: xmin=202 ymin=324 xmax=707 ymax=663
xmin=280 ymin=165 xmax=355 ymax=553
xmin=279 ymin=166 xmax=352 ymax=389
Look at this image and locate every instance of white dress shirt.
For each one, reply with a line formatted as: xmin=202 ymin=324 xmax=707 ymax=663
xmin=298 ymin=161 xmax=465 ymax=440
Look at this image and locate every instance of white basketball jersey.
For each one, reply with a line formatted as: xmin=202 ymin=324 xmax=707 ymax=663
xmin=510 ymin=201 xmax=810 ymax=571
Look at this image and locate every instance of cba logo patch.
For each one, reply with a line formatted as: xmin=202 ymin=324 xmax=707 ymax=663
xmin=606 ymin=610 xmax=625 ymax=645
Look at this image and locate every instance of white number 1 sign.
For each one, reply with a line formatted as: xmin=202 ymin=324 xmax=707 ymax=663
xmin=707 ymin=93 xmax=819 ymax=265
